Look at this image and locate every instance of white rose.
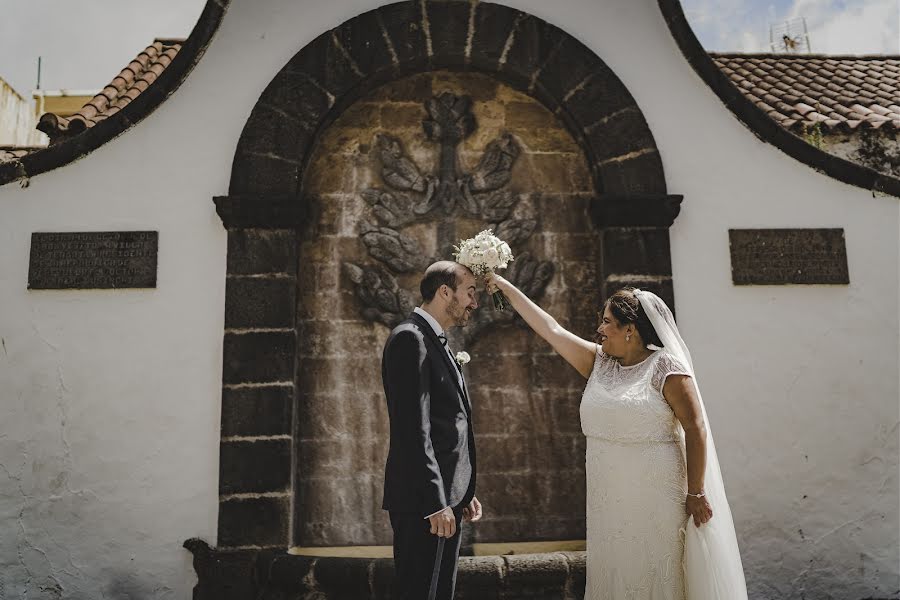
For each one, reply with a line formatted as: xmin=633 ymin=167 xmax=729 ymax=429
xmin=484 ymin=247 xmax=500 ymax=268
xmin=455 ymin=351 xmax=471 ymax=366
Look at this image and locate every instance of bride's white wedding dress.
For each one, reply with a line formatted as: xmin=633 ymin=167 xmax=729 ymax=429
xmin=579 ymin=290 xmax=748 ymax=600
xmin=582 ymin=347 xmax=691 ymax=599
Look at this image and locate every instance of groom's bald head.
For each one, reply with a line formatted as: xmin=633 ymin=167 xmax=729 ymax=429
xmin=420 ymin=261 xmax=466 ymax=302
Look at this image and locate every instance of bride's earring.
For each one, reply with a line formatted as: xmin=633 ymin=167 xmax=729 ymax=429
xmin=626 ymin=334 xmax=631 ymax=341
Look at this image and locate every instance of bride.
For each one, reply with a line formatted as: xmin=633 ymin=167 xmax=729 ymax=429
xmin=486 ymin=276 xmax=747 ymax=599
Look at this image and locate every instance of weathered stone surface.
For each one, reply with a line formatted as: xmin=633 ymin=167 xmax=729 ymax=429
xmin=596 ymin=150 xmax=667 ymax=195
xmin=591 ymin=194 xmax=683 ymax=228
xmin=314 ymin=556 xmax=375 ymax=599
xmin=335 ymin=10 xmax=394 ymax=82
xmin=562 ymin=69 xmax=635 ymax=132
xmin=189 ymin=548 xmax=590 ymax=600
xmin=227 ymin=229 xmax=298 ymax=276
xmin=222 ymin=331 xmax=295 ymax=384
xmin=426 ymin=1 xmax=472 ymax=69
xmin=601 ymin=227 xmax=673 ymax=276
xmin=219 ymin=439 xmax=292 ymax=495
xmin=222 ymin=9 xmax=674 ymax=547
xmin=221 ymin=385 xmax=293 ymax=438
xmin=215 ymin=194 xmax=312 ymax=229
xmin=376 ymin=2 xmax=429 ymax=73
xmin=586 ymin=109 xmax=657 ymax=164
xmin=27 ymin=231 xmax=158 ymax=290
xmin=535 ymin=36 xmax=599 ymax=106
xmin=468 ymin=3 xmax=521 ymax=71
xmin=225 ymin=276 xmax=296 ymax=330
xmin=500 ymin=15 xmax=564 ymax=97
xmin=729 ymin=228 xmax=850 ymax=285
xmin=239 ymin=102 xmax=315 ymax=164
xmin=284 ymin=31 xmax=364 ymax=101
xmin=504 ymin=553 xmax=569 ymax=599
xmin=228 ymin=151 xmax=299 ymax=197
xmin=217 ymin=496 xmax=290 ymax=547
xmin=184 ymin=539 xmax=259 ymax=600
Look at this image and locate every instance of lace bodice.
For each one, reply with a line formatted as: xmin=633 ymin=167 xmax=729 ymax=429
xmin=581 ymin=347 xmax=691 ymax=443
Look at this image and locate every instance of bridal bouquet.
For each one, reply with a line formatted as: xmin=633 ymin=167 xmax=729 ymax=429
xmin=453 ymin=229 xmax=514 ymax=310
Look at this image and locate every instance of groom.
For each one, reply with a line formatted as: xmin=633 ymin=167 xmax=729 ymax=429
xmin=382 ymin=261 xmax=483 ymax=600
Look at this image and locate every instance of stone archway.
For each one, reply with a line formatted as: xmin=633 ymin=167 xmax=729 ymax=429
xmin=210 ymin=0 xmax=682 ymax=558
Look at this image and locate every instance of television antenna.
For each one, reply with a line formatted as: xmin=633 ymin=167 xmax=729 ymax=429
xmin=770 ymin=17 xmax=811 ymax=53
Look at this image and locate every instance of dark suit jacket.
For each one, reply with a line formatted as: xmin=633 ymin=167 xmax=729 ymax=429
xmin=381 ymin=312 xmax=476 ymax=517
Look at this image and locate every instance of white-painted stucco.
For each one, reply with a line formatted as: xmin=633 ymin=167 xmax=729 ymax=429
xmin=0 ymin=1 xmax=896 ymax=598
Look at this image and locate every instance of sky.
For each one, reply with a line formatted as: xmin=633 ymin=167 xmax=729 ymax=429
xmin=0 ymin=0 xmax=897 ymax=100
xmin=0 ymin=0 xmax=205 ymax=98
xmin=682 ymin=0 xmax=900 ymax=54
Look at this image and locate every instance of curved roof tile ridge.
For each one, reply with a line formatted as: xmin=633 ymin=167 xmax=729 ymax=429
xmin=36 ymin=39 xmax=185 ymax=143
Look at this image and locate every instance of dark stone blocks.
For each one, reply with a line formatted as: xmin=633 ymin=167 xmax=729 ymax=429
xmin=504 ymin=553 xmax=569 ymax=599
xmin=215 ymin=195 xmax=312 ymax=229
xmin=596 ymin=151 xmax=667 ymax=195
xmin=501 ymin=15 xmax=564 ymax=93
xmin=284 ymin=32 xmax=364 ymax=101
xmin=587 ymin=110 xmax=657 ymax=164
xmin=222 ymin=331 xmax=295 ymax=384
xmin=183 ymin=539 xmax=259 ymax=600
xmin=221 ymin=385 xmax=292 ymax=438
xmin=455 ymin=556 xmax=503 ymax=600
xmin=590 ymin=194 xmax=683 ymax=227
xmin=189 ymin=549 xmax=590 ymax=600
xmin=335 ymin=9 xmax=395 ymax=81
xmin=239 ymin=102 xmax=315 ymax=164
xmin=228 ymin=151 xmax=299 ymax=198
xmin=601 ymin=228 xmax=673 ymax=276
xmin=375 ymin=2 xmax=429 ymax=74
xmin=469 ymin=3 xmax=521 ymax=72
xmin=227 ymin=229 xmax=298 ymax=276
xmin=220 ymin=439 xmax=291 ymax=495
xmin=562 ymin=68 xmax=635 ymax=131
xmin=314 ymin=557 xmax=373 ymax=599
xmin=426 ymin=1 xmax=471 ymax=69
xmin=225 ymin=277 xmax=296 ymax=330
xmin=535 ymin=36 xmax=600 ymax=106
xmin=217 ymin=496 xmax=290 ymax=547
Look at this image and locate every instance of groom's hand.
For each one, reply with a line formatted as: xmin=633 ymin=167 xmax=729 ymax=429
xmin=462 ymin=497 xmax=483 ymax=522
xmin=428 ymin=507 xmax=457 ymax=538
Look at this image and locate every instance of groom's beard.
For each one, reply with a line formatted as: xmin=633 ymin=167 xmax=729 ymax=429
xmin=447 ymin=297 xmax=471 ymax=327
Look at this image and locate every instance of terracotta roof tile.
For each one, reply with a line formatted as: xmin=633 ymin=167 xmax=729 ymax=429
xmin=36 ymin=38 xmax=184 ymax=143
xmin=0 ymin=146 xmax=44 ymax=162
xmin=712 ymin=53 xmax=900 ymax=133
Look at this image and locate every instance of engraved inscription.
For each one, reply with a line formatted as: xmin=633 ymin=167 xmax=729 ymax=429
xmin=729 ymin=228 xmax=849 ymax=285
xmin=28 ymin=231 xmax=158 ymax=289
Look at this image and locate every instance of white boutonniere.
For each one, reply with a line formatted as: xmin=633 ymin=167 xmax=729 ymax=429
xmin=455 ymin=351 xmax=471 ymax=366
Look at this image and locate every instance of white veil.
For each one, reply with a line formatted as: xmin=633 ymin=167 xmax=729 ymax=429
xmin=633 ymin=289 xmax=748 ymax=600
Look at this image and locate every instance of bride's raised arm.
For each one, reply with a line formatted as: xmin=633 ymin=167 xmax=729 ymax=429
xmin=487 ymin=273 xmax=597 ymax=379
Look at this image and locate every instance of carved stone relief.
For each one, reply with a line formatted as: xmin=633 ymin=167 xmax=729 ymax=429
xmin=344 ymin=92 xmax=554 ymax=343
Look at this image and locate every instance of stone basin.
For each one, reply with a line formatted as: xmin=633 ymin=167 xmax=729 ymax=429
xmin=185 ymin=538 xmax=587 ymax=600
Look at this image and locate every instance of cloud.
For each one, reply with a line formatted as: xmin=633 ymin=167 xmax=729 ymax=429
xmin=682 ymin=0 xmax=899 ymax=54
xmin=787 ymin=0 xmax=899 ymax=54
xmin=683 ymin=0 xmax=773 ymax=51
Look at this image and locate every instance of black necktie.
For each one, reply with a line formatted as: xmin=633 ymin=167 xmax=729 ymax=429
xmin=437 ymin=333 xmax=448 ymax=347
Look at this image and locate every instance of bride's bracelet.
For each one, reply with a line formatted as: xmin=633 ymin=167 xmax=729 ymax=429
xmin=686 ymin=491 xmax=705 ymax=498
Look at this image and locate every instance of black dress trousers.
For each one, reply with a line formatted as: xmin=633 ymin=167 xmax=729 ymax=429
xmin=389 ymin=508 xmax=464 ymax=600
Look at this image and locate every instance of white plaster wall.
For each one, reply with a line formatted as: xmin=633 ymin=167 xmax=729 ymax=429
xmin=0 ymin=0 xmax=896 ymax=598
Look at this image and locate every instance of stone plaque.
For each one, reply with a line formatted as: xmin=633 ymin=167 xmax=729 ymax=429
xmin=28 ymin=231 xmax=158 ymax=289
xmin=729 ymin=228 xmax=849 ymax=285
